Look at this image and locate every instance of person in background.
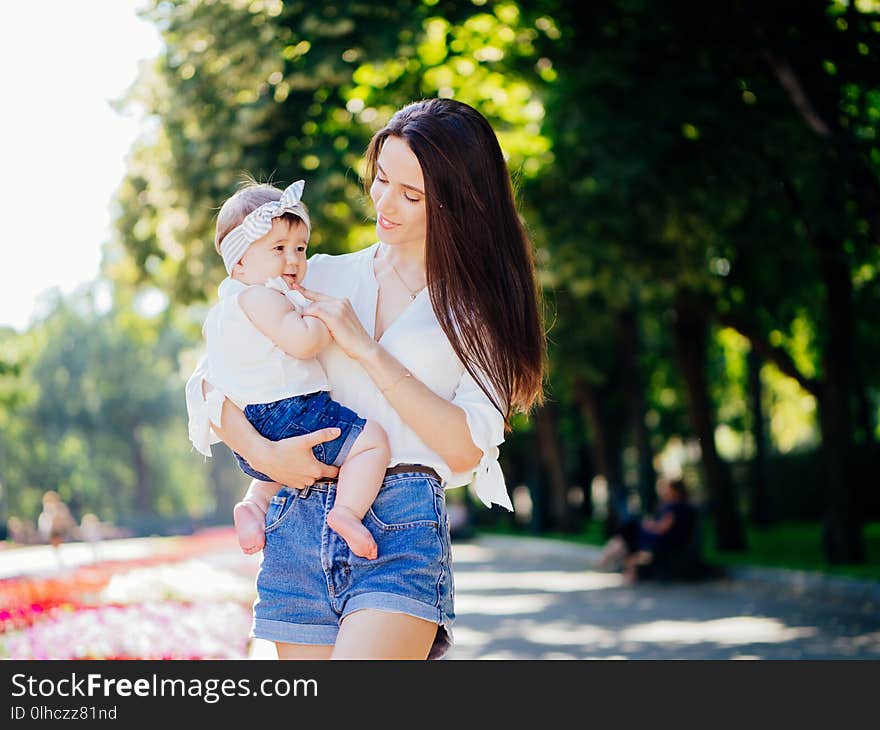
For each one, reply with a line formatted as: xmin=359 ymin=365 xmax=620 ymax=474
xmin=37 ymin=490 xmax=76 ymax=548
xmin=6 ymin=516 xmax=39 ymax=545
xmin=596 ymin=477 xmax=697 ymax=583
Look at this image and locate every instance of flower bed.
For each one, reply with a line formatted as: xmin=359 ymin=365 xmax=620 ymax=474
xmin=0 ymin=528 xmax=258 ymax=659
xmin=2 ymin=602 xmax=253 ymax=660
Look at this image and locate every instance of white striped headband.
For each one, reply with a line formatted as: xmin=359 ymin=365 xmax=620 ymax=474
xmin=220 ymin=180 xmax=311 ymax=274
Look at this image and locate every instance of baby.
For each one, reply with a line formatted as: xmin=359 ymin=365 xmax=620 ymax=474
xmin=187 ymin=179 xmax=389 ymax=558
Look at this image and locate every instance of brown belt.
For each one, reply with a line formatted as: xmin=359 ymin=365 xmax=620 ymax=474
xmin=384 ymin=464 xmax=440 ymax=481
xmin=315 ymin=463 xmax=440 ymax=484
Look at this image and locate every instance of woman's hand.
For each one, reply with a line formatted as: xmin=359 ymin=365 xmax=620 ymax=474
xmin=294 ymin=285 xmax=378 ymax=362
xmin=251 ymin=429 xmax=341 ymax=488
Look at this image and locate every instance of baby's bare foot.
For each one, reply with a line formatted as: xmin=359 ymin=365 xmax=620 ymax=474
xmin=327 ymin=506 xmax=377 ymax=560
xmin=233 ymin=501 xmax=266 ymax=555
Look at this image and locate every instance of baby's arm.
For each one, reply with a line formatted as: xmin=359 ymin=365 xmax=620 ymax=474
xmin=239 ymin=286 xmax=331 ymax=359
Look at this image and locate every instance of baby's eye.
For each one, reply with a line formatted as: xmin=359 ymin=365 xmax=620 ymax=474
xmin=274 ymin=245 xmax=285 ymax=251
xmin=297 ymin=246 xmax=307 ymax=252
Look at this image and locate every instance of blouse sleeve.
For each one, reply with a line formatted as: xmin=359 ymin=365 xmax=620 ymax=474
xmin=184 ymin=354 xmax=225 ymax=458
xmin=449 ymin=367 xmax=513 ymax=511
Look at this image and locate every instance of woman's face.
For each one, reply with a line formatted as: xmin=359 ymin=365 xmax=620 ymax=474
xmin=370 ymin=135 xmax=427 ymax=249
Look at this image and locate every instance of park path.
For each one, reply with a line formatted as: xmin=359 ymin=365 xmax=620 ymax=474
xmin=4 ymin=531 xmax=878 ymax=659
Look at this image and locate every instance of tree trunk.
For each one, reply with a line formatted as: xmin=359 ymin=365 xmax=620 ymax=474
xmin=525 ymin=428 xmax=548 ymax=534
xmin=534 ymin=403 xmax=573 ymax=532
xmin=815 ymin=232 xmax=864 ymax=563
xmin=575 ymin=435 xmax=595 ymax=521
xmin=574 ymin=378 xmax=626 ymax=536
xmin=853 ymin=365 xmax=875 ymax=446
xmin=618 ymin=305 xmax=657 ymax=514
xmin=131 ymin=425 xmax=153 ymax=515
xmin=747 ymin=350 xmax=772 ymax=526
xmin=673 ymin=290 xmax=746 ymax=551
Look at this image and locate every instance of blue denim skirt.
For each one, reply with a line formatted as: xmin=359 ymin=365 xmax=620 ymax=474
xmin=251 ymin=469 xmax=455 ymax=659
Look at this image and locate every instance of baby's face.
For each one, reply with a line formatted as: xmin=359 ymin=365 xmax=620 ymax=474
xmin=234 ymin=218 xmax=308 ymax=288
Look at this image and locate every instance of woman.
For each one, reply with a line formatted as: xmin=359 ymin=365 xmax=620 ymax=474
xmin=189 ymin=98 xmax=545 ymax=659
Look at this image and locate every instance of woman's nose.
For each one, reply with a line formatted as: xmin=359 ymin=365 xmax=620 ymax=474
xmin=376 ymin=189 xmax=396 ymax=216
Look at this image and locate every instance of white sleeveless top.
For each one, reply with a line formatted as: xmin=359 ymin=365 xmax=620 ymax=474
xmin=190 ymin=276 xmax=329 ymax=451
xmin=186 ymin=243 xmax=511 ymax=511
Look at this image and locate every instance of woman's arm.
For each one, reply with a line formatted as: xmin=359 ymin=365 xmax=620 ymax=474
xmin=360 ymin=344 xmax=483 ymax=473
xmin=641 ymin=511 xmax=675 ymax=535
xmin=206 ymin=385 xmax=340 ymax=488
xmin=296 ymin=287 xmax=483 ymax=473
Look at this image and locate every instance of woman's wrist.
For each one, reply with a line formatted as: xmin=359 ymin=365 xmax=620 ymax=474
xmin=236 ymin=430 xmax=274 ymax=475
xmin=356 ymin=339 xmax=385 ymax=366
xmin=359 ymin=341 xmax=411 ymax=392
xmin=255 ymin=438 xmax=280 ymax=475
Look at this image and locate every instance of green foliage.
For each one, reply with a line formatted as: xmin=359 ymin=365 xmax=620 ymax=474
xmin=703 ymin=520 xmax=880 ymax=581
xmin=0 ymin=288 xmax=215 ymax=527
xmin=113 ymin=0 xmax=553 ymax=307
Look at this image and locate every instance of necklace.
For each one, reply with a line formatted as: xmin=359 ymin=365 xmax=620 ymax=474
xmin=387 ymin=259 xmax=426 ymax=301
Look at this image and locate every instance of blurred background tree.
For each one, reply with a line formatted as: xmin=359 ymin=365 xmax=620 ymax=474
xmin=2 ymin=0 xmax=878 ymax=569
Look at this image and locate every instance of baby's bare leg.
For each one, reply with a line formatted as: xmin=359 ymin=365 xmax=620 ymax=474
xmin=327 ymin=421 xmax=389 ymax=560
xmin=234 ymin=479 xmax=278 ymax=555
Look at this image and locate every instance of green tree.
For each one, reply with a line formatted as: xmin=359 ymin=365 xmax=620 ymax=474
xmin=0 ymin=287 xmax=215 ymax=530
xmin=113 ymin=0 xmax=551 ymax=306
xmin=529 ymin=0 xmax=880 ymax=560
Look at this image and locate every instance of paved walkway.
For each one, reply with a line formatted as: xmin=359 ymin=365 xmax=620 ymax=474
xmin=0 ymin=537 xmax=182 ymax=579
xmin=4 ymin=533 xmax=878 ymax=659
xmin=438 ymin=535 xmax=880 ymax=659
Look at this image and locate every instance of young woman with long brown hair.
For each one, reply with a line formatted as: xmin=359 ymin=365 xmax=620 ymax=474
xmin=188 ymin=97 xmax=544 ymax=659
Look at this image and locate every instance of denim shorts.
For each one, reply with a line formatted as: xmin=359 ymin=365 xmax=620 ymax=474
xmin=234 ymin=391 xmax=366 ymax=481
xmin=251 ymin=470 xmax=455 ymax=659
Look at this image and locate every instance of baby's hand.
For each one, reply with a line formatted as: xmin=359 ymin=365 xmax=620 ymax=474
xmin=292 ymin=286 xmax=375 ymax=361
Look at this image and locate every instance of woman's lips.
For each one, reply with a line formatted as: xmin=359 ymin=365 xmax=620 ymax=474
xmin=377 ymin=214 xmax=399 ymax=229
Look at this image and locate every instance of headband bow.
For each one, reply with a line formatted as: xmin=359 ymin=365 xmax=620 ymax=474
xmin=220 ymin=180 xmax=311 ymax=274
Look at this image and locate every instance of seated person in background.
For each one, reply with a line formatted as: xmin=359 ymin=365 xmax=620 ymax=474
xmin=596 ymin=477 xmax=697 ymax=582
xmin=6 ymin=516 xmax=40 ymax=545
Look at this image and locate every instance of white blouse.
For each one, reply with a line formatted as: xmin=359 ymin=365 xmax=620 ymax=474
xmin=186 ymin=242 xmax=511 ymax=510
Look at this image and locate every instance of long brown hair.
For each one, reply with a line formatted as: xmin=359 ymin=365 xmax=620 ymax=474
xmin=365 ymin=98 xmax=545 ymax=424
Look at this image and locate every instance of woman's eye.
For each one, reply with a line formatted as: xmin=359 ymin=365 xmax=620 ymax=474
xmin=404 ymin=194 xmax=421 ymax=203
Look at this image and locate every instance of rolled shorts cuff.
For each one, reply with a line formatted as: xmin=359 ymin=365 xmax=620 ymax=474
xmin=331 ymin=418 xmax=365 ymax=468
xmin=341 ymin=591 xmax=442 ymax=626
xmin=251 ymin=617 xmax=337 ymax=646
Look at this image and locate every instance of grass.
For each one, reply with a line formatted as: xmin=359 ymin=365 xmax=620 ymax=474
xmin=475 ymin=519 xmax=880 ymax=582
xmin=702 ymin=520 xmax=880 ymax=582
